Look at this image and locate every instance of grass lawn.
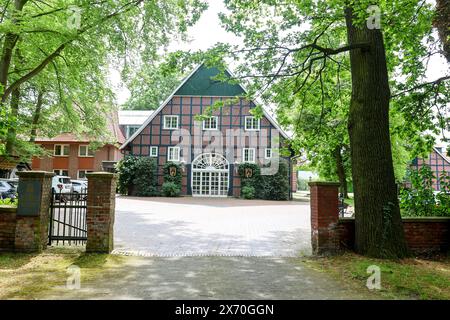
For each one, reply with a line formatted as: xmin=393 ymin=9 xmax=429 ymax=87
xmin=0 ymin=247 xmax=125 ymax=299
xmin=305 ymin=252 xmax=450 ymax=300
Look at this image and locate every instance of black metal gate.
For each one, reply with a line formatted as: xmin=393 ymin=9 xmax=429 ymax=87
xmin=48 ymin=189 xmax=88 ymax=245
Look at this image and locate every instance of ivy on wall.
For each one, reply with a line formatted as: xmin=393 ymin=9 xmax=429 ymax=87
xmin=238 ymin=160 xmax=290 ymax=200
xmin=162 ymin=162 xmax=182 ymax=197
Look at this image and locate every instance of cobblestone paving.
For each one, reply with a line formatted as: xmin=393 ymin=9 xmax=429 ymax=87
xmin=42 ymin=256 xmax=375 ymax=300
xmin=40 ymin=198 xmax=376 ymax=300
xmin=112 ymin=197 xmax=311 ymax=257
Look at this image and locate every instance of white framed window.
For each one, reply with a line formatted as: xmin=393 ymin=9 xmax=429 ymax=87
xmin=245 ymin=116 xmax=260 ymax=131
xmin=54 ymin=144 xmax=69 ymax=156
xmin=126 ymin=125 xmax=140 ymax=138
xmin=168 ymin=147 xmax=180 ymax=162
xmin=265 ymin=148 xmax=272 ymax=159
xmin=149 ymin=146 xmax=158 ymax=157
xmin=243 ymin=148 xmax=256 ymax=163
xmin=54 ymin=169 xmax=69 ymax=176
xmin=203 ymin=116 xmax=218 ymax=130
xmin=163 ymin=115 xmax=179 ymax=129
xmin=77 ymin=170 xmax=93 ymax=180
xmin=78 ymin=145 xmax=94 ymax=157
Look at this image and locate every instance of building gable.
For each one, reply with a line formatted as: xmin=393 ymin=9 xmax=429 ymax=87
xmin=174 ymin=65 xmax=245 ymax=97
xmin=120 ymin=63 xmax=289 ymax=150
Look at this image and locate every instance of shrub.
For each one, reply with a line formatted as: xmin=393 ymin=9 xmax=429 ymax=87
xmin=238 ymin=163 xmax=261 ymax=188
xmin=116 ymin=156 xmax=139 ymax=195
xmin=163 ymin=162 xmax=182 ymax=185
xmin=241 ymin=185 xmax=255 ymax=199
xmin=162 ymin=162 xmax=182 ymax=196
xmin=237 ymin=160 xmax=290 ymax=201
xmin=258 ymin=160 xmax=290 ymax=200
xmin=0 ymin=198 xmax=16 ymax=206
xmin=115 ymin=156 xmax=158 ymax=196
xmin=162 ymin=182 xmax=181 ymax=197
xmin=133 ymin=157 xmax=159 ymax=196
xmin=400 ymin=165 xmax=450 ymax=217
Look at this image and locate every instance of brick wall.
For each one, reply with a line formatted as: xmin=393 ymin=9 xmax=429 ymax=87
xmin=14 ymin=171 xmax=54 ymax=252
xmin=291 ymin=168 xmax=298 ymax=192
xmin=309 ymin=182 xmax=341 ymax=255
xmin=338 ymin=217 xmax=450 ymax=253
xmin=0 ymin=206 xmax=16 ymax=251
xmin=310 ymin=182 xmax=450 ymax=255
xmin=86 ymin=172 xmax=117 ymax=253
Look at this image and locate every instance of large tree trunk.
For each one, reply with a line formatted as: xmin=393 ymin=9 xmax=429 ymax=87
xmin=0 ymin=0 xmax=28 ymax=90
xmin=434 ymin=0 xmax=450 ymax=63
xmin=334 ymin=145 xmax=349 ymax=198
xmin=345 ymin=7 xmax=409 ymax=258
xmin=5 ymin=86 xmax=20 ymax=154
xmin=29 ymin=90 xmax=44 ymax=142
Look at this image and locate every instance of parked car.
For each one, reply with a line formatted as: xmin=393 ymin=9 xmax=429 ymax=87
xmin=71 ymin=180 xmax=88 ymax=199
xmin=51 ymin=176 xmax=73 ymax=200
xmin=6 ymin=178 xmax=18 ymax=189
xmin=0 ymin=179 xmax=16 ymax=199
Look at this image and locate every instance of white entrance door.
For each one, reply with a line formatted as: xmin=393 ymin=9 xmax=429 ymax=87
xmin=191 ymin=153 xmax=229 ymax=197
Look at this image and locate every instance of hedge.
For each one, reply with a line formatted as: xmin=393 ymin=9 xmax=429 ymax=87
xmin=238 ymin=160 xmax=290 ymax=200
xmin=162 ymin=162 xmax=182 ymax=197
xmin=116 ymin=156 xmax=158 ymax=196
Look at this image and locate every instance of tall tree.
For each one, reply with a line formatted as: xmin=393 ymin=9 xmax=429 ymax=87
xmin=0 ymin=0 xmax=208 ymax=157
xmin=122 ymin=56 xmax=197 ymax=110
xmin=344 ymin=6 xmax=408 ymax=257
xmin=208 ymin=0 xmax=442 ymax=257
xmin=434 ymin=0 xmax=450 ymax=63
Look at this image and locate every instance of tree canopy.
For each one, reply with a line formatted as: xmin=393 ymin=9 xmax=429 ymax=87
xmin=0 ymin=0 xmax=208 ymax=158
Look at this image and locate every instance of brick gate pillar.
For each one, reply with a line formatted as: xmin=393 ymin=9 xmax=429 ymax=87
xmin=14 ymin=171 xmax=54 ymax=252
xmin=86 ymin=172 xmax=117 ymax=253
xmin=308 ymin=181 xmax=340 ymax=255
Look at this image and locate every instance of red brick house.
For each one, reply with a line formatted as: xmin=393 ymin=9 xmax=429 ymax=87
xmin=31 ymin=112 xmax=125 ymax=179
xmin=120 ymin=63 xmax=296 ymax=197
xmin=411 ymin=146 xmax=450 ymax=191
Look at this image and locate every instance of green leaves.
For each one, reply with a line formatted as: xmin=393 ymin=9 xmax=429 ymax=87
xmin=0 ymin=0 xmax=208 ymax=158
xmin=400 ymin=165 xmax=450 ymax=217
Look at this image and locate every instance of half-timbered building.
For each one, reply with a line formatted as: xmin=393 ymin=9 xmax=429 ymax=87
xmin=120 ymin=63 xmax=296 ymax=197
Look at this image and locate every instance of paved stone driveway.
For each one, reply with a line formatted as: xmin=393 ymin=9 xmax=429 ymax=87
xmin=42 ymin=256 xmax=375 ymax=300
xmin=40 ymin=198 xmax=377 ymax=300
xmin=112 ymin=197 xmax=311 ymax=257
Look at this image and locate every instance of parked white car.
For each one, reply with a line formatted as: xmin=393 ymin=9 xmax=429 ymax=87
xmin=0 ymin=179 xmax=16 ymax=199
xmin=71 ymin=180 xmax=88 ymax=194
xmin=51 ymin=176 xmax=73 ymax=195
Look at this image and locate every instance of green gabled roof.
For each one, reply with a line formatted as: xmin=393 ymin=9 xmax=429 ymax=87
xmin=174 ymin=64 xmax=245 ymax=96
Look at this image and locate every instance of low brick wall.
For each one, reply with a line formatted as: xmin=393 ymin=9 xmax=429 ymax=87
xmin=338 ymin=217 xmax=450 ymax=253
xmin=0 ymin=206 xmax=17 ymax=251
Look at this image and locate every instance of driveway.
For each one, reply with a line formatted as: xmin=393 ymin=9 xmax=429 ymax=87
xmin=42 ymin=256 xmax=375 ymax=300
xmin=113 ymin=197 xmax=311 ymax=257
